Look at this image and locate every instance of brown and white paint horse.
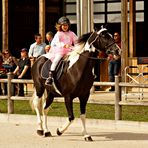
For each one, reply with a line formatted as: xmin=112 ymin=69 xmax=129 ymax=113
xmin=30 ymin=28 xmax=120 ymax=141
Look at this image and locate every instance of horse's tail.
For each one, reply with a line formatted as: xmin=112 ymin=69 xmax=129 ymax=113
xmin=29 ymin=90 xmax=36 ymax=111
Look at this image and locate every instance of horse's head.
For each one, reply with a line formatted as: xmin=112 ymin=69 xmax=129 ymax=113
xmin=85 ymin=27 xmax=121 ymax=55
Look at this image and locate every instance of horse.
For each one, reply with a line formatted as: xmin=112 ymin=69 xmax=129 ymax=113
xmin=30 ymin=27 xmax=120 ymax=141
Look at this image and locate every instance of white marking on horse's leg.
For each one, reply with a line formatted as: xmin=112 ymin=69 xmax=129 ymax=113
xmin=80 ymin=114 xmax=93 ymax=141
xmin=33 ymin=92 xmax=43 ymax=130
xmin=42 ymin=91 xmax=49 ymax=133
xmin=42 ymin=107 xmax=49 ymax=133
xmin=59 ymin=119 xmax=73 ymax=134
xmin=80 ymin=114 xmax=87 ymax=135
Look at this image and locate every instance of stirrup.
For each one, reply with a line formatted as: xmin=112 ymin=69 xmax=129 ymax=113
xmin=45 ymin=77 xmax=53 ymax=85
xmin=45 ymin=71 xmax=54 ymax=85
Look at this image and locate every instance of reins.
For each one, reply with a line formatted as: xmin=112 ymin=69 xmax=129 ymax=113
xmin=76 ymin=51 xmax=107 ymax=62
xmin=72 ymin=30 xmax=116 ymax=62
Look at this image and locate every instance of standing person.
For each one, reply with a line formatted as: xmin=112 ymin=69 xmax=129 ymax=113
xmin=13 ymin=48 xmax=31 ymax=96
xmin=46 ymin=31 xmax=54 ymax=46
xmin=28 ymin=33 xmax=46 ymax=60
xmin=108 ymin=31 xmax=121 ymax=91
xmin=45 ymin=16 xmax=78 ymax=85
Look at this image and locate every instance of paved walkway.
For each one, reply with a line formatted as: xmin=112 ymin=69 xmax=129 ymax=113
xmin=1 ymin=90 xmax=148 ymax=147
xmin=1 ymin=114 xmax=148 ymax=148
xmin=1 ymin=122 xmax=148 ymax=148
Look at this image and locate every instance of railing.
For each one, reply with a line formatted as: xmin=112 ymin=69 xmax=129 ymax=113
xmin=1 ymin=73 xmax=148 ymax=121
xmin=0 ymin=73 xmax=34 ymax=114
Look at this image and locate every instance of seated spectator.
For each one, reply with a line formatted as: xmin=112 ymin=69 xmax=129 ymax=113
xmin=1 ymin=50 xmax=18 ymax=95
xmin=46 ymin=31 xmax=54 ymax=45
xmin=2 ymin=49 xmax=18 ymax=72
xmin=0 ymin=53 xmax=4 ymax=95
xmin=13 ymin=48 xmax=31 ymax=96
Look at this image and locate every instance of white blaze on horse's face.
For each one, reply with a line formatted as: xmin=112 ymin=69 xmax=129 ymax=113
xmin=97 ymin=28 xmax=107 ymax=35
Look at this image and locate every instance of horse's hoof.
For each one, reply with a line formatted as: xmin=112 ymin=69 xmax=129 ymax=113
xmin=44 ymin=132 xmax=52 ymax=137
xmin=84 ymin=136 xmax=93 ymax=142
xmin=57 ymin=128 xmax=62 ymax=136
xmin=37 ymin=130 xmax=44 ymax=136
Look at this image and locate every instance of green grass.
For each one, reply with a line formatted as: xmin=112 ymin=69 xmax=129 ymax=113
xmin=1 ymin=100 xmax=148 ymax=122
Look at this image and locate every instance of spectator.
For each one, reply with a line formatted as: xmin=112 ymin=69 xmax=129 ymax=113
xmin=28 ymin=33 xmax=46 ymax=59
xmin=46 ymin=31 xmax=54 ymax=46
xmin=13 ymin=48 xmax=31 ymax=96
xmin=108 ymin=31 xmax=121 ymax=91
xmin=2 ymin=49 xmax=18 ymax=72
xmin=1 ymin=50 xmax=18 ymax=95
xmin=0 ymin=53 xmax=4 ymax=95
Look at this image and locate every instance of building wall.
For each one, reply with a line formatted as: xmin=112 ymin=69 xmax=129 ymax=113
xmin=65 ymin=0 xmax=147 ymax=57
xmin=1 ymin=0 xmax=147 ymax=57
xmin=2 ymin=0 xmax=64 ymax=57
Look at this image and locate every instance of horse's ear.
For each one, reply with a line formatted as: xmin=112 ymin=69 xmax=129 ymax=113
xmin=94 ymin=26 xmax=98 ymax=32
xmin=87 ymin=32 xmax=98 ymax=45
xmin=104 ymin=24 xmax=108 ymax=29
xmin=101 ymin=24 xmax=108 ymax=29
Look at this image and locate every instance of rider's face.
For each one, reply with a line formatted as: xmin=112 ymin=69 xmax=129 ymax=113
xmin=61 ymin=24 xmax=69 ymax=32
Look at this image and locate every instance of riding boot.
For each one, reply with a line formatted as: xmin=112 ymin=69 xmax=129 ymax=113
xmin=45 ymin=71 xmax=54 ymax=85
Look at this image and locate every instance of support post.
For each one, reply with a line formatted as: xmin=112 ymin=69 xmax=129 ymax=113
xmin=7 ymin=73 xmax=14 ymax=114
xmin=121 ymin=0 xmax=128 ymax=81
xmin=39 ymin=0 xmax=45 ymax=41
xmin=129 ymin=0 xmax=136 ymax=57
xmin=76 ymin=0 xmax=94 ymax=36
xmin=2 ymin=0 xmax=9 ymax=52
xmin=115 ymin=75 xmax=122 ymax=120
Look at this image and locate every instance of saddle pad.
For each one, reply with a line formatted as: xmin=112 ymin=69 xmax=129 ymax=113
xmin=41 ymin=59 xmax=51 ymax=79
xmin=41 ymin=59 xmax=66 ymax=80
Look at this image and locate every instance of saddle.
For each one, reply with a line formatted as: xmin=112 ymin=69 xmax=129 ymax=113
xmin=41 ymin=58 xmax=66 ymax=80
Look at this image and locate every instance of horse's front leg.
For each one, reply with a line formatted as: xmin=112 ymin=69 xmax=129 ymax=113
xmin=32 ymin=92 xmax=43 ymax=136
xmin=80 ymin=96 xmax=93 ymax=141
xmin=57 ymin=97 xmax=74 ymax=136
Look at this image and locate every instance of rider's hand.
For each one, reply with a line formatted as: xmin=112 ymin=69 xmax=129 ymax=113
xmin=64 ymin=44 xmax=70 ymax=48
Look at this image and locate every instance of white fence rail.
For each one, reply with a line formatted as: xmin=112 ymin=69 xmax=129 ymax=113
xmin=1 ymin=73 xmax=148 ymax=120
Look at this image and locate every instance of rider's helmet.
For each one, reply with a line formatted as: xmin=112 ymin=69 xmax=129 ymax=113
xmin=58 ymin=16 xmax=71 ymax=25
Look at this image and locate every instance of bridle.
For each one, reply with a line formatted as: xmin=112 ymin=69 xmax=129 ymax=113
xmin=78 ymin=31 xmax=116 ymax=60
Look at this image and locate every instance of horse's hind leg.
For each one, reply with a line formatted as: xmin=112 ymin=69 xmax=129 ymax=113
xmin=32 ymin=91 xmax=44 ymax=136
xmin=42 ymin=91 xmax=54 ymax=137
xmin=79 ymin=95 xmax=93 ymax=141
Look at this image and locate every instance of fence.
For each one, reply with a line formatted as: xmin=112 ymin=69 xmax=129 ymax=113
xmin=1 ymin=73 xmax=148 ymax=120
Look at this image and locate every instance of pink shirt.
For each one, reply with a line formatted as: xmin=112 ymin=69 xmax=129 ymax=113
xmin=49 ymin=31 xmax=78 ymax=61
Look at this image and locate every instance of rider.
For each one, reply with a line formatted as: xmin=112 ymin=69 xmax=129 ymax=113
xmin=45 ymin=16 xmax=78 ymax=85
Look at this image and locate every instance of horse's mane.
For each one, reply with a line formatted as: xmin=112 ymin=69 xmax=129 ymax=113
xmin=77 ymin=32 xmax=92 ymax=44
xmin=66 ymin=32 xmax=92 ymax=66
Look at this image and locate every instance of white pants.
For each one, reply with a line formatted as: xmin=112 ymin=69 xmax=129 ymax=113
xmin=50 ymin=55 xmax=63 ymax=71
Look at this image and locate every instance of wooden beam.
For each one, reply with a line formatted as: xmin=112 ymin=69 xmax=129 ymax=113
xmin=39 ymin=0 xmax=45 ymax=42
xmin=129 ymin=0 xmax=136 ymax=57
xmin=2 ymin=0 xmax=9 ymax=52
xmin=121 ymin=0 xmax=128 ymax=81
